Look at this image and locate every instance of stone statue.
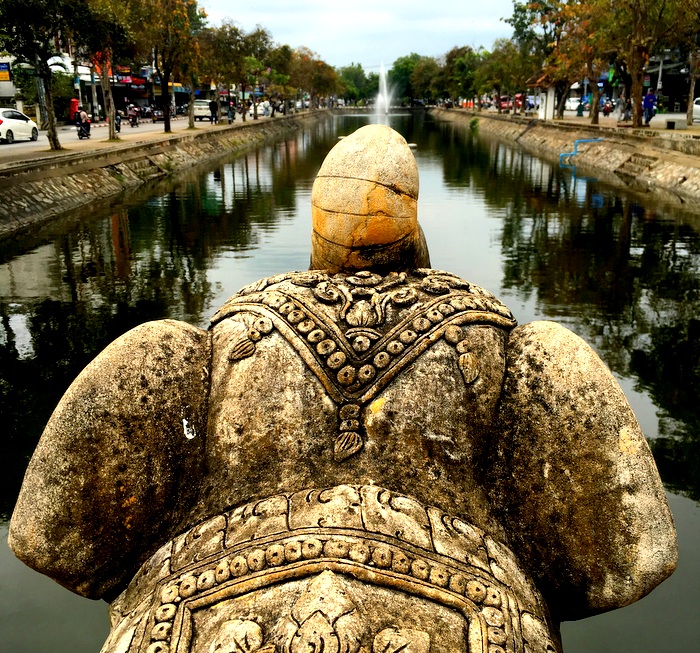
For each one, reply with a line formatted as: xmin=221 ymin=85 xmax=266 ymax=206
xmin=10 ymin=125 xmax=677 ymax=653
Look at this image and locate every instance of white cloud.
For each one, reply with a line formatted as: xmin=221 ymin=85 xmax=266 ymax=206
xmin=200 ymin=1 xmax=514 ymax=69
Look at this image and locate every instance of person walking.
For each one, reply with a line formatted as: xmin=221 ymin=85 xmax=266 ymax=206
xmin=614 ymin=96 xmax=625 ymax=122
xmin=209 ymin=99 xmax=218 ymax=124
xmin=643 ymin=89 xmax=657 ymax=126
xmin=623 ymin=97 xmax=632 ymax=122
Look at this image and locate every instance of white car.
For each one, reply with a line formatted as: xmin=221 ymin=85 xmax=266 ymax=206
xmin=193 ymin=99 xmax=211 ymax=121
xmin=565 ymin=97 xmax=581 ymax=111
xmin=693 ymin=98 xmax=700 ymax=122
xmin=0 ymin=109 xmax=39 ymax=143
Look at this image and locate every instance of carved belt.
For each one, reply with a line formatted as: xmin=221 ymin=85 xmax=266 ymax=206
xmin=108 ymin=486 xmax=558 ymax=653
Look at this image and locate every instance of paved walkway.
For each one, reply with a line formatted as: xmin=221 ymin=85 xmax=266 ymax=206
xmin=0 ymin=112 xmax=275 ymax=170
xmin=534 ymin=109 xmax=700 ymax=135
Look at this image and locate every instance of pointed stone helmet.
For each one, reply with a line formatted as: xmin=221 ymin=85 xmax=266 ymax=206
xmin=310 ymin=124 xmax=430 ymax=273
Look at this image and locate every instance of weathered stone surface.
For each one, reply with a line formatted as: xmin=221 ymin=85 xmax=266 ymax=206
xmin=488 ymin=321 xmax=678 ymax=619
xmin=9 ymin=125 xmax=677 ymax=653
xmin=310 ymin=124 xmax=429 ymax=272
xmin=9 ymin=320 xmax=211 ymax=599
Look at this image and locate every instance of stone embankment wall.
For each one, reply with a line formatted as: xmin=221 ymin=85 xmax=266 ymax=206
xmin=432 ymin=108 xmax=700 ymax=209
xmin=0 ymin=113 xmax=327 ymax=242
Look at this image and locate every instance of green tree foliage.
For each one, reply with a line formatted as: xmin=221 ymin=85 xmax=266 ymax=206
xmin=12 ymin=67 xmax=75 ymax=119
xmin=443 ymin=46 xmax=483 ymax=103
xmin=474 ymin=39 xmax=517 ymax=110
xmin=410 ymin=57 xmax=441 ymax=103
xmin=266 ymin=44 xmax=294 ymax=111
xmin=337 ymin=63 xmax=369 ymax=103
xmin=389 ymin=53 xmax=422 ymax=104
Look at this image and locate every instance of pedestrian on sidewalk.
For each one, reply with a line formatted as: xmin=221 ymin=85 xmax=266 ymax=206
xmin=614 ymin=96 xmax=624 ymax=121
xmin=643 ymin=89 xmax=657 ymax=126
xmin=623 ymin=97 xmax=632 ymax=122
xmin=209 ymin=99 xmax=218 ymax=124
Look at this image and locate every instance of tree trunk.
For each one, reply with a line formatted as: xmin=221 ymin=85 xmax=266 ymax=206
xmin=628 ymin=62 xmax=645 ymax=128
xmin=162 ymin=73 xmax=172 ymax=133
xmin=99 ymin=60 xmax=117 ymax=140
xmin=688 ymin=76 xmax=697 ymax=126
xmin=240 ymin=83 xmax=247 ymax=121
xmin=41 ymin=69 xmax=62 ymax=150
xmin=590 ymin=85 xmax=601 ymax=125
xmin=188 ymin=84 xmax=195 ymax=129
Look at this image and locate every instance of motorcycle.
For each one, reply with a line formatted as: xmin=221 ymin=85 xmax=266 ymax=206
xmin=127 ymin=107 xmax=140 ymax=127
xmin=77 ymin=120 xmax=91 ymax=139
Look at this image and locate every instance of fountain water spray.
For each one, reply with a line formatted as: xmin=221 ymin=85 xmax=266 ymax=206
xmin=373 ymin=63 xmax=393 ymax=123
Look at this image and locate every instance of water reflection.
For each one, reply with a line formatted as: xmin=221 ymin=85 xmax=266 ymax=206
xmin=0 ymin=113 xmax=698 ymax=652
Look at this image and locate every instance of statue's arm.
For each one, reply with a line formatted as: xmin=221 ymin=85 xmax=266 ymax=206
xmin=489 ymin=321 xmax=677 ymax=620
xmin=9 ymin=319 xmax=211 ymax=600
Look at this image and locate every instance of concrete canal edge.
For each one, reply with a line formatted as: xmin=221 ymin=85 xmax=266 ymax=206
xmin=431 ymin=108 xmax=700 ymax=210
xmin=0 ymin=112 xmax=330 ymax=243
xmin=4 ymin=108 xmax=700 ymax=244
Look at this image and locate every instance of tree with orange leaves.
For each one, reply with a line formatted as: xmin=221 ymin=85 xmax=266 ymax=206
xmin=134 ymin=0 xmax=205 ymax=133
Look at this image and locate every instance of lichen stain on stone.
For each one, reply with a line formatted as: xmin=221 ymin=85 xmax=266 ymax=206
xmin=370 ymin=397 xmax=386 ymax=414
xmin=618 ymin=426 xmax=640 ymax=455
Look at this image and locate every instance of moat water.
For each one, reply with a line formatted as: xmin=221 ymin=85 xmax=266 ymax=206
xmin=1 ymin=112 xmax=698 ymax=652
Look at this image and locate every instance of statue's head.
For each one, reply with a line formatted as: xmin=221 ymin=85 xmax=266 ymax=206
xmin=310 ymin=124 xmax=430 ymax=273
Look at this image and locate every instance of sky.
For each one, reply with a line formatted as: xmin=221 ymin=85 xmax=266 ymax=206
xmin=200 ymin=1 xmax=516 ymax=72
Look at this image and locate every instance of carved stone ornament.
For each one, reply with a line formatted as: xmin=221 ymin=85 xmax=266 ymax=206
xmin=101 ymin=485 xmax=557 ymax=653
xmin=210 ymin=269 xmax=513 ymax=462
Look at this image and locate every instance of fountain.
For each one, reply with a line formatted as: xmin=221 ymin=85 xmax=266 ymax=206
xmin=373 ymin=63 xmax=392 ymax=122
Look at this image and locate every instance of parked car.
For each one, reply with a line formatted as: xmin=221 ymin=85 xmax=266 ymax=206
xmin=565 ymin=97 xmax=581 ymax=111
xmin=0 ymin=109 xmax=39 ymax=144
xmin=693 ymin=98 xmax=700 ymax=122
xmin=499 ymin=95 xmax=512 ymax=111
xmin=193 ymin=99 xmax=210 ymax=121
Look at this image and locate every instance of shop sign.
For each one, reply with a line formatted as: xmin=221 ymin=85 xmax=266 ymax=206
xmin=0 ymin=62 xmax=10 ymax=82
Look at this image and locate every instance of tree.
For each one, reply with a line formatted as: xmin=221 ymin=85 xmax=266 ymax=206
xmin=443 ymin=46 xmax=483 ymax=104
xmin=290 ymin=47 xmax=335 ymax=109
xmin=229 ymin=26 xmax=272 ymax=121
xmin=266 ymin=44 xmax=294 ymax=113
xmin=608 ymin=0 xmax=700 ymax=127
xmin=541 ymin=0 xmax=700 ymax=127
xmin=134 ymin=0 xmax=204 ymax=133
xmin=0 ymin=0 xmax=92 ymax=149
xmin=410 ymin=57 xmax=441 ymax=103
xmin=73 ymin=0 xmax=135 ymax=140
xmin=199 ymin=20 xmax=242 ymax=121
xmin=389 ymin=53 xmax=421 ymax=104
xmin=474 ymin=39 xmax=520 ymax=112
xmin=12 ymin=67 xmax=75 ymax=121
xmin=686 ymin=46 xmax=700 ymax=126
xmin=338 ymin=63 xmax=369 ymax=104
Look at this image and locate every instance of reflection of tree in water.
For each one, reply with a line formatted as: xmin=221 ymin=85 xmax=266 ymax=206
xmin=466 ymin=132 xmax=700 ymax=501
